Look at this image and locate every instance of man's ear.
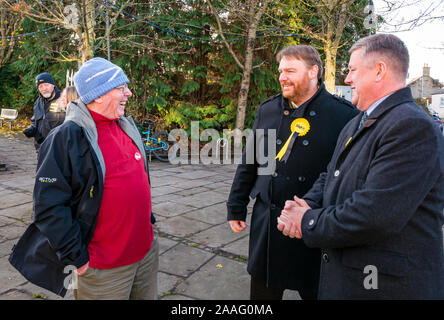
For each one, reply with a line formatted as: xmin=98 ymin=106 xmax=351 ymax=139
xmin=309 ymin=65 xmax=318 ymax=80
xmin=94 ymin=96 xmax=103 ymax=104
xmin=375 ymin=61 xmax=387 ymax=82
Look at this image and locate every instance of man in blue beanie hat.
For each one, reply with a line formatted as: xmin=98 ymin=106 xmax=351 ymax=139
xmin=10 ymin=58 xmax=158 ymax=300
xmin=23 ymin=72 xmax=63 ymax=152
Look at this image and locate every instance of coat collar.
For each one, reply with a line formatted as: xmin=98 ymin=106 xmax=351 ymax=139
xmin=350 ymin=86 xmax=414 ymax=134
xmin=366 ymin=87 xmax=414 ymax=121
xmin=339 ymin=86 xmax=414 ymax=154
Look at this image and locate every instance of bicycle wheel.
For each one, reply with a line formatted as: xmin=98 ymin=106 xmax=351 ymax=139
xmin=151 ymin=132 xmax=179 ymax=162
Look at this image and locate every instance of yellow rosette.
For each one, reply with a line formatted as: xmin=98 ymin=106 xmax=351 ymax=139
xmin=275 ymin=118 xmax=310 ymax=162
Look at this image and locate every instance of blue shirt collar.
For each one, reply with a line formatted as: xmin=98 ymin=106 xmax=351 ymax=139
xmin=366 ymin=93 xmax=393 ymax=116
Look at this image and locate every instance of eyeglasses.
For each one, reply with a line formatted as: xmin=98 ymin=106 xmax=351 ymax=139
xmin=115 ymin=83 xmax=129 ymax=93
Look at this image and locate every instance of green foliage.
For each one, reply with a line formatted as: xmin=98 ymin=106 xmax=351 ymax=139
xmin=0 ymin=18 xmax=76 ymax=114
xmin=1 ymin=0 xmax=366 ymax=132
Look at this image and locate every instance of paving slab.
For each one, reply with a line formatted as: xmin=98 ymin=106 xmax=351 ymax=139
xmin=173 ymin=191 xmax=227 ymax=208
xmin=150 ymin=175 xmax=189 ymax=188
xmin=222 ymin=235 xmax=249 ymax=258
xmin=159 ymin=244 xmax=214 ymax=277
xmin=0 ymin=223 xmax=26 ymax=243
xmin=175 ymin=186 xmax=212 ymax=197
xmin=157 ymin=216 xmax=212 ymax=238
xmin=188 ymin=223 xmax=248 ymax=249
xmin=152 ymin=201 xmax=196 ymax=218
xmin=0 ymin=175 xmax=35 ymax=189
xmin=171 ymin=178 xmax=214 ymax=190
xmin=161 ymin=294 xmax=195 ymax=300
xmin=158 ymin=236 xmax=179 ymax=255
xmin=183 ymin=203 xmax=228 ymax=225
xmin=0 ymin=203 xmax=33 ymax=224
xmin=158 ymin=271 xmax=183 ymax=297
xmin=0 ymin=193 xmax=33 ymax=210
xmin=175 ymin=255 xmax=250 ymax=300
xmin=175 ymin=170 xmax=219 ymax=180
xmin=13 ymin=281 xmax=73 ymax=300
xmin=151 ymin=193 xmax=187 ymax=205
xmin=151 ymin=185 xmax=184 ymax=197
xmin=0 ymin=256 xmax=27 ymax=291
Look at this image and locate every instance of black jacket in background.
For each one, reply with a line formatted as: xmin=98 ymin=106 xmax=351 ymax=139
xmin=29 ymin=87 xmax=62 ymax=150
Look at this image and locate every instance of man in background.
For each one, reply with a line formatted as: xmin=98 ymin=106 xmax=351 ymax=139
xmin=23 ymin=72 xmax=63 ymax=152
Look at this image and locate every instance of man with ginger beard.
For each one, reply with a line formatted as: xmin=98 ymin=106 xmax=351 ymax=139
xmin=227 ymin=45 xmax=358 ymax=300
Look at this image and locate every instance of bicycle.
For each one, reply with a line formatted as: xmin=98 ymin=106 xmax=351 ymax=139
xmin=140 ymin=120 xmax=179 ymax=162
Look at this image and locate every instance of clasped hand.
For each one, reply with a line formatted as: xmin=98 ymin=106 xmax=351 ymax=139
xmin=277 ymin=196 xmax=310 ymax=239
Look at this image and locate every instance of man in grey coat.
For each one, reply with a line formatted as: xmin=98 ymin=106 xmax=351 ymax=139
xmin=277 ymin=34 xmax=444 ymax=299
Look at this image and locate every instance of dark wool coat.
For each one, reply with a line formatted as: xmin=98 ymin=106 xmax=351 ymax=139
xmin=227 ymin=83 xmax=358 ymax=292
xmin=302 ymin=87 xmax=444 ymax=299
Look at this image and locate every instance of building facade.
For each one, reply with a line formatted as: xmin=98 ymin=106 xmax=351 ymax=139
xmin=407 ymin=64 xmax=443 ymax=100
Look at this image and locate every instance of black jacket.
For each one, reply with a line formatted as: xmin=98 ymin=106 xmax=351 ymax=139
xmin=9 ymin=100 xmax=154 ymax=297
xmin=26 ymin=87 xmax=63 ymax=149
xmin=227 ymin=83 xmax=358 ymax=292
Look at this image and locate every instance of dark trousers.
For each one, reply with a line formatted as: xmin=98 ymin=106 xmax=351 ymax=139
xmin=250 ymin=276 xmax=318 ymax=300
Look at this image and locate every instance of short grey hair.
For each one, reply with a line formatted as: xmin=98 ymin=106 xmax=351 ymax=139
xmin=276 ymin=45 xmax=323 ymax=80
xmin=349 ymin=34 xmax=409 ymax=80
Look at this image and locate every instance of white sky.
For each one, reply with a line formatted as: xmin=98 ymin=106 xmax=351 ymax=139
xmin=373 ymin=0 xmax=444 ymax=83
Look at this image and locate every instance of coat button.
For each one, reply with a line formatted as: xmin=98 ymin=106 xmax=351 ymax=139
xmin=322 ymin=253 xmax=329 ymax=263
xmin=283 ymin=110 xmax=290 ymax=116
xmin=272 ymin=172 xmax=278 ymax=177
xmin=270 ymin=203 xmax=276 ymax=210
xmin=309 ymin=110 xmax=316 ymax=116
xmin=334 ymin=170 xmax=340 ymax=177
xmin=276 ymin=139 xmax=282 ymax=145
xmin=308 ymin=219 xmax=314 ymax=226
xmin=302 ymin=140 xmax=309 ymax=146
xmin=298 ymin=176 xmax=306 ymax=182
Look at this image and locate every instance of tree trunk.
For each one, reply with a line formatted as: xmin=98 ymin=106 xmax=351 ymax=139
xmin=235 ymin=31 xmax=255 ymax=132
xmin=323 ymin=0 xmax=350 ymax=93
xmin=79 ymin=0 xmax=95 ymax=62
xmin=234 ymin=0 xmax=270 ymax=132
xmin=0 ymin=4 xmax=19 ymax=70
xmin=324 ymin=43 xmax=337 ymax=94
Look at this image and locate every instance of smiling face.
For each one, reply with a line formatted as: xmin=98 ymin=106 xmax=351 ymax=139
xmin=344 ymin=48 xmax=378 ymax=111
xmin=38 ymin=83 xmax=55 ymax=99
xmin=94 ymin=84 xmax=132 ymax=119
xmin=278 ymin=56 xmax=318 ymax=106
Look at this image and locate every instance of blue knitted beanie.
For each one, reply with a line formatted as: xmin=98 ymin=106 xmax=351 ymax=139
xmin=74 ymin=57 xmax=129 ymax=104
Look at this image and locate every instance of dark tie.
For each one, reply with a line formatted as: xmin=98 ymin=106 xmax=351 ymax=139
xmin=358 ymin=112 xmax=368 ymax=130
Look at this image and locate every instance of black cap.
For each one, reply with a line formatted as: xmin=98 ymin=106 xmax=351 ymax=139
xmin=35 ymin=72 xmax=55 ymax=87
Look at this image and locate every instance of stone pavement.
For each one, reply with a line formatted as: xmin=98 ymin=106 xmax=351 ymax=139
xmin=0 ymin=133 xmax=300 ymax=300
